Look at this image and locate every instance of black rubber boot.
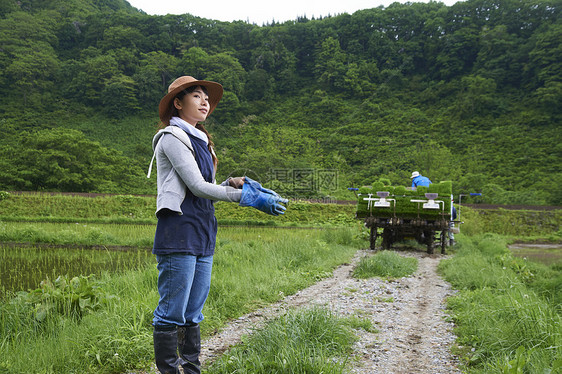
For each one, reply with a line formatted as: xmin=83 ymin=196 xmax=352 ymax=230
xmin=177 ymin=324 xmax=201 ymax=374
xmin=153 ymin=325 xmax=180 ymax=374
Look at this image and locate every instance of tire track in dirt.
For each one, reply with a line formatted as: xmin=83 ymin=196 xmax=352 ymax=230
xmin=367 ymin=254 xmax=461 ymax=373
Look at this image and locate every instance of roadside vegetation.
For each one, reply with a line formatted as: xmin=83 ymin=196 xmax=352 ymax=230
xmin=460 ymin=207 xmax=562 ymax=240
xmin=439 ymin=234 xmax=562 ymax=373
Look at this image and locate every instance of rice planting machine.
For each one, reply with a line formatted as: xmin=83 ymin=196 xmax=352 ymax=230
xmin=350 ymin=181 xmax=459 ymax=254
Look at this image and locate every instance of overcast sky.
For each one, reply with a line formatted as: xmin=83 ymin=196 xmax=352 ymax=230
xmin=126 ymin=0 xmax=462 ymax=25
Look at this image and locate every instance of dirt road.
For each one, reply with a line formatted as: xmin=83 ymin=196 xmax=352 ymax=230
xmin=198 ymin=249 xmax=461 ymax=373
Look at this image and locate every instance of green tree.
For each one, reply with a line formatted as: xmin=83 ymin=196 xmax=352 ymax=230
xmin=102 ymin=74 xmax=140 ymax=117
xmin=0 ymin=11 xmax=60 ymax=106
xmin=475 ymin=25 xmax=523 ymax=87
xmin=528 ymin=23 xmax=562 ymax=86
xmin=98 ymin=25 xmax=145 ymax=51
xmin=533 ymin=81 xmax=562 ymax=115
xmin=0 ymin=128 xmax=145 ymax=193
xmin=315 ymin=37 xmax=347 ymax=90
xmin=142 ymin=51 xmax=179 ymax=91
xmin=4 ymin=45 xmax=60 ymax=106
xmin=433 ymin=27 xmax=480 ymax=80
xmin=454 ymin=75 xmax=500 ymax=118
xmin=179 ymin=47 xmax=210 ymax=81
xmin=0 ymin=0 xmax=18 ymax=17
xmin=244 ymin=69 xmax=274 ymax=101
xmin=67 ymin=53 xmax=120 ymax=105
xmin=203 ymin=52 xmax=247 ymax=97
xmin=248 ymin=27 xmax=297 ymax=92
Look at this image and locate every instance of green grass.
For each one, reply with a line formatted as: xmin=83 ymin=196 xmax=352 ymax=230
xmin=459 ymin=207 xmax=562 ymax=239
xmin=205 ymin=307 xmax=365 ymax=374
xmin=0 ymin=227 xmax=361 ymax=373
xmin=438 ymin=233 xmax=562 ymax=373
xmin=0 ymin=222 xmax=156 ymax=247
xmin=0 ymin=192 xmax=357 ymax=227
xmin=352 ymin=250 xmax=418 ymax=279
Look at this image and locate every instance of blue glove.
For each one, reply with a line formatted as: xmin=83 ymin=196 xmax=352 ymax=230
xmin=239 ymin=180 xmax=288 ymax=216
xmin=243 ymin=176 xmax=280 ymax=197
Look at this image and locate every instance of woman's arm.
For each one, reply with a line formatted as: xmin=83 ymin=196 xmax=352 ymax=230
xmin=159 ymin=134 xmax=242 ymax=202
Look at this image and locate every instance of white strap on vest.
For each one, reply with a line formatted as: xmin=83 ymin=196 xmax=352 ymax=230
xmin=146 ymin=126 xmax=194 ymax=178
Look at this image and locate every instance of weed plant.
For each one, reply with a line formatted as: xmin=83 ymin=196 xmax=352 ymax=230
xmin=353 ymin=250 xmax=418 ymax=279
xmin=0 ymin=227 xmax=359 ymax=373
xmin=439 ymin=233 xmax=562 ymax=373
xmin=205 ymin=307 xmax=363 ymax=373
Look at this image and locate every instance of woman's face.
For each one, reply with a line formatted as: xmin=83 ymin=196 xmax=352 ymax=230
xmin=174 ymin=86 xmax=210 ymax=125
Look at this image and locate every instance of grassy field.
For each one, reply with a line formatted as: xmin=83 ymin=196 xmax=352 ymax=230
xmin=0 ymin=192 xmax=357 ymax=227
xmin=1 ymin=192 xmax=560 ymax=373
xmin=439 ymin=233 xmax=562 ymax=373
xmin=0 ymin=226 xmax=361 ymax=373
xmin=459 ymin=206 xmax=561 ymax=240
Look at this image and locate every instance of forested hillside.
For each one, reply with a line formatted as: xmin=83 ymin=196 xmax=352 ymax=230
xmin=0 ymin=0 xmax=560 ymax=204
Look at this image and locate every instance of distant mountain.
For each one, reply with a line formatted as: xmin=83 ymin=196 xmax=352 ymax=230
xmin=0 ymin=0 xmax=560 ymax=204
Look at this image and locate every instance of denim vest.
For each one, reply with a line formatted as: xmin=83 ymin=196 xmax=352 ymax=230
xmin=152 ymin=133 xmax=217 ymax=256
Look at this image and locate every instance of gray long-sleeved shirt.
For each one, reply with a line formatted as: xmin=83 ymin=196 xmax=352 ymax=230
xmin=150 ymin=126 xmax=242 ymax=215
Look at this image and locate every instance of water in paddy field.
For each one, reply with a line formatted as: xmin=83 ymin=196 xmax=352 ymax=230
xmin=0 ymin=245 xmax=155 ymax=298
xmin=508 ymin=243 xmax=562 ymax=265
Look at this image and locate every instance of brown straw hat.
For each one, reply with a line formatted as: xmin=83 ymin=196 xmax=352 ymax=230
xmin=159 ymin=76 xmax=223 ymax=122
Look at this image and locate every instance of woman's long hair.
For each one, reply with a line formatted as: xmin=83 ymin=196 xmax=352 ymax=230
xmin=158 ymin=85 xmax=218 ymax=169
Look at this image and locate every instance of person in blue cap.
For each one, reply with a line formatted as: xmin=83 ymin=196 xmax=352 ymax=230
xmin=410 ymin=171 xmax=432 ymax=188
xmin=147 ymin=75 xmax=287 ymax=374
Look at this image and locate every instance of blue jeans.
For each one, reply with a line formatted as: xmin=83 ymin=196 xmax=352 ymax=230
xmin=153 ymin=254 xmax=213 ymax=327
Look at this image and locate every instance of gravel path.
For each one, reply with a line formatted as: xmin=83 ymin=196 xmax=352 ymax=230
xmin=136 ymin=248 xmax=462 ymax=373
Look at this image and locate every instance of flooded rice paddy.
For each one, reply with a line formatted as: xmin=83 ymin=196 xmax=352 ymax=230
xmin=508 ymin=243 xmax=562 ymax=265
xmin=0 ymin=244 xmax=155 ymax=298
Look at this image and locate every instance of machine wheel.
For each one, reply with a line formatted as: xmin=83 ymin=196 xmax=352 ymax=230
xmin=440 ymin=231 xmax=447 ymax=254
xmin=369 ymin=226 xmax=378 ymax=251
xmin=426 ymin=230 xmax=435 ymax=254
xmin=382 ymin=228 xmax=393 ymax=250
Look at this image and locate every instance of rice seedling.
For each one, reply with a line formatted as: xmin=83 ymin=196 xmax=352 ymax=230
xmin=0 ymin=244 xmax=154 ymax=298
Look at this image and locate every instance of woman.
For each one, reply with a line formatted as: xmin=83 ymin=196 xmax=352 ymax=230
xmin=148 ymin=76 xmax=287 ymax=374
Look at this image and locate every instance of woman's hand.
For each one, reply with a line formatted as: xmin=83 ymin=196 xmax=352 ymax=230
xmin=239 ymin=181 xmax=288 ymax=216
xmin=228 ymin=177 xmax=245 ymax=189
